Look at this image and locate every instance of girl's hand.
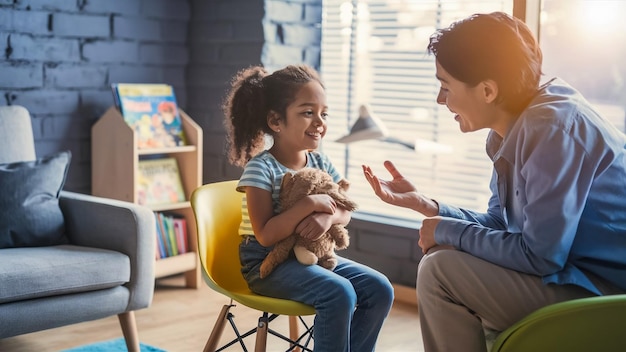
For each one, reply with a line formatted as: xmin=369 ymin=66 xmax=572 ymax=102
xmin=296 ymin=212 xmax=333 ymax=240
xmin=307 ymin=194 xmax=337 ymax=214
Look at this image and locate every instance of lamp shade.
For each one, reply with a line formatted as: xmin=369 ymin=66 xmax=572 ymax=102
xmin=335 ymin=104 xmax=443 ymax=151
xmin=335 ymin=105 xmax=388 ymax=143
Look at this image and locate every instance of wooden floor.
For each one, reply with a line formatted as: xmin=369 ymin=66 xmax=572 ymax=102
xmin=0 ymin=275 xmax=424 ymax=352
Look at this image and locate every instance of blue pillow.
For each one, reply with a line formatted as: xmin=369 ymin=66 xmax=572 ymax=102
xmin=0 ymin=151 xmax=71 ymax=248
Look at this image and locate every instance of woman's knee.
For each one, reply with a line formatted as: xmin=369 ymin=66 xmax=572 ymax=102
xmin=417 ymin=249 xmax=463 ymax=295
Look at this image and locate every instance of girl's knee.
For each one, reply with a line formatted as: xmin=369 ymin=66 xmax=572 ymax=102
xmin=359 ymin=272 xmax=394 ymax=313
xmin=375 ymin=275 xmax=395 ymax=306
xmin=325 ymin=279 xmax=358 ymax=308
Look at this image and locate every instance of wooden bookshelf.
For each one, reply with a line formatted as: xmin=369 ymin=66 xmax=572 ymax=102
xmin=92 ymin=106 xmax=202 ymax=288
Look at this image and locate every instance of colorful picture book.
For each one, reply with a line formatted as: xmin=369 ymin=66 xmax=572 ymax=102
xmin=112 ymin=83 xmax=187 ymax=149
xmin=136 ymin=158 xmax=186 ymax=206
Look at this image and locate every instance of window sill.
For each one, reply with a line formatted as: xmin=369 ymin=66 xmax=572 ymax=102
xmin=352 ymin=211 xmax=421 ymax=231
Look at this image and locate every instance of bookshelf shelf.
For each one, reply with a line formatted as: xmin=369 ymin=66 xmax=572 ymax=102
xmin=154 ymin=252 xmax=197 ymax=278
xmin=92 ymin=106 xmax=202 ymax=288
xmin=150 ymin=201 xmax=191 ymax=212
xmin=137 ymin=145 xmax=197 ymax=155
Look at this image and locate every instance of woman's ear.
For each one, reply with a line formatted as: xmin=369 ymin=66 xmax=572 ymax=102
xmin=482 ymin=80 xmax=498 ymax=104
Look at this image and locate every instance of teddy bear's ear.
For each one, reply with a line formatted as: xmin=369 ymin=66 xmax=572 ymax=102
xmin=338 ymin=179 xmax=350 ymax=192
xmin=282 ymin=172 xmax=294 ymax=187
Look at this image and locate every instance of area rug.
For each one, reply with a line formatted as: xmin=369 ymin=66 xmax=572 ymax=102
xmin=61 ymin=338 xmax=166 ymax=352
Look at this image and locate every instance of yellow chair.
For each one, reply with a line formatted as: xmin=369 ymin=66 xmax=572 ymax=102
xmin=190 ymin=180 xmax=316 ymax=352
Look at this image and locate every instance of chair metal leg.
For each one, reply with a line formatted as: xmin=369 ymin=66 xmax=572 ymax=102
xmin=264 ymin=315 xmax=314 ymax=352
xmin=205 ymin=306 xmax=313 ymax=352
xmin=204 ymin=304 xmax=232 ymax=352
xmin=118 ymin=311 xmax=140 ymax=352
xmin=289 ymin=316 xmax=301 ymax=352
xmin=296 ymin=316 xmax=314 ymax=351
xmin=254 ymin=312 xmax=269 ymax=352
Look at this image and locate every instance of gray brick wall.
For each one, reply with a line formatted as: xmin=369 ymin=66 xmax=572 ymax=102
xmin=0 ymin=0 xmax=420 ymax=287
xmin=0 ymin=0 xmax=190 ymax=194
xmin=186 ymin=0 xmax=266 ymax=182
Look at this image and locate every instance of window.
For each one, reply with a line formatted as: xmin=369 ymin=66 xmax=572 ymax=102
xmin=320 ymin=0 xmax=625 ymax=223
xmin=538 ymin=0 xmax=626 ymax=132
xmin=320 ymin=0 xmax=514 ymax=222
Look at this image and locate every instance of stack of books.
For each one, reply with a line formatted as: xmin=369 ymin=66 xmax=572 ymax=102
xmin=154 ymin=212 xmax=188 ymax=259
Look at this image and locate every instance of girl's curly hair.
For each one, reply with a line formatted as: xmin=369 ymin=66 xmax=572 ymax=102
xmin=222 ymin=64 xmax=323 ymax=167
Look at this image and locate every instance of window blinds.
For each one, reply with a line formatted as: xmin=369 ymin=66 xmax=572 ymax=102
xmin=321 ymin=0 xmax=513 ymax=221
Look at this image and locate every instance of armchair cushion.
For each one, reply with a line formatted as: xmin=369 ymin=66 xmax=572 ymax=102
xmin=0 ymin=151 xmax=71 ymax=249
xmin=0 ymin=245 xmax=130 ymax=304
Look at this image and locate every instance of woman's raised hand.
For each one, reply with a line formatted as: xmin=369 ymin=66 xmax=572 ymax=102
xmin=362 ymin=160 xmax=419 ymax=209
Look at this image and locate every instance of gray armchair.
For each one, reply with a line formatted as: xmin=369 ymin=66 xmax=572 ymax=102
xmin=0 ymin=105 xmax=156 ymax=352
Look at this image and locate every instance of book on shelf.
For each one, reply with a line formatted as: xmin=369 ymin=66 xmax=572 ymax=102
xmin=154 ymin=212 xmax=167 ymax=259
xmin=172 ymin=216 xmax=188 ymax=254
xmin=111 ymin=83 xmax=187 ymax=149
xmin=154 ymin=212 xmax=188 ymax=259
xmin=137 ymin=158 xmax=186 ymax=206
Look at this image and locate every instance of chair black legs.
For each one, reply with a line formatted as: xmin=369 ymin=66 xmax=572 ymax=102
xmin=204 ymin=305 xmax=314 ymax=352
xmin=265 ymin=313 xmax=314 ymax=352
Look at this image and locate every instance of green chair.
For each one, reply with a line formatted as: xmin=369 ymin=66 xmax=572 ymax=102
xmin=491 ymin=294 xmax=626 ymax=352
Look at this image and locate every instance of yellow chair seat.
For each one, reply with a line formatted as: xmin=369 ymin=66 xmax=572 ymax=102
xmin=203 ymin=272 xmax=315 ymax=317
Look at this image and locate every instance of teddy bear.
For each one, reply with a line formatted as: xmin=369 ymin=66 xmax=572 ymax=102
xmin=259 ymin=168 xmax=358 ymax=278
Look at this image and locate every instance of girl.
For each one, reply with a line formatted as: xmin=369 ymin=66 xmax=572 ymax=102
xmin=223 ymin=64 xmax=394 ymax=352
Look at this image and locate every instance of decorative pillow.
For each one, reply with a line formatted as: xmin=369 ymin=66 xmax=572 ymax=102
xmin=0 ymin=151 xmax=71 ymax=248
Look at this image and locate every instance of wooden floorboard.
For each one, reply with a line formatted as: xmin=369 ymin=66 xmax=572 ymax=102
xmin=0 ymin=275 xmax=424 ymax=351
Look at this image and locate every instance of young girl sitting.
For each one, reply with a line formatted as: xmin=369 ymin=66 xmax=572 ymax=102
xmin=223 ymin=64 xmax=394 ymax=351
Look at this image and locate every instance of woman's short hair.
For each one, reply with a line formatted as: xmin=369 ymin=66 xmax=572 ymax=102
xmin=428 ymin=12 xmax=543 ymax=115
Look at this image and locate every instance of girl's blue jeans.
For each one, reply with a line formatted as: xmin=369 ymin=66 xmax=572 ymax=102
xmin=239 ymin=236 xmax=394 ymax=352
